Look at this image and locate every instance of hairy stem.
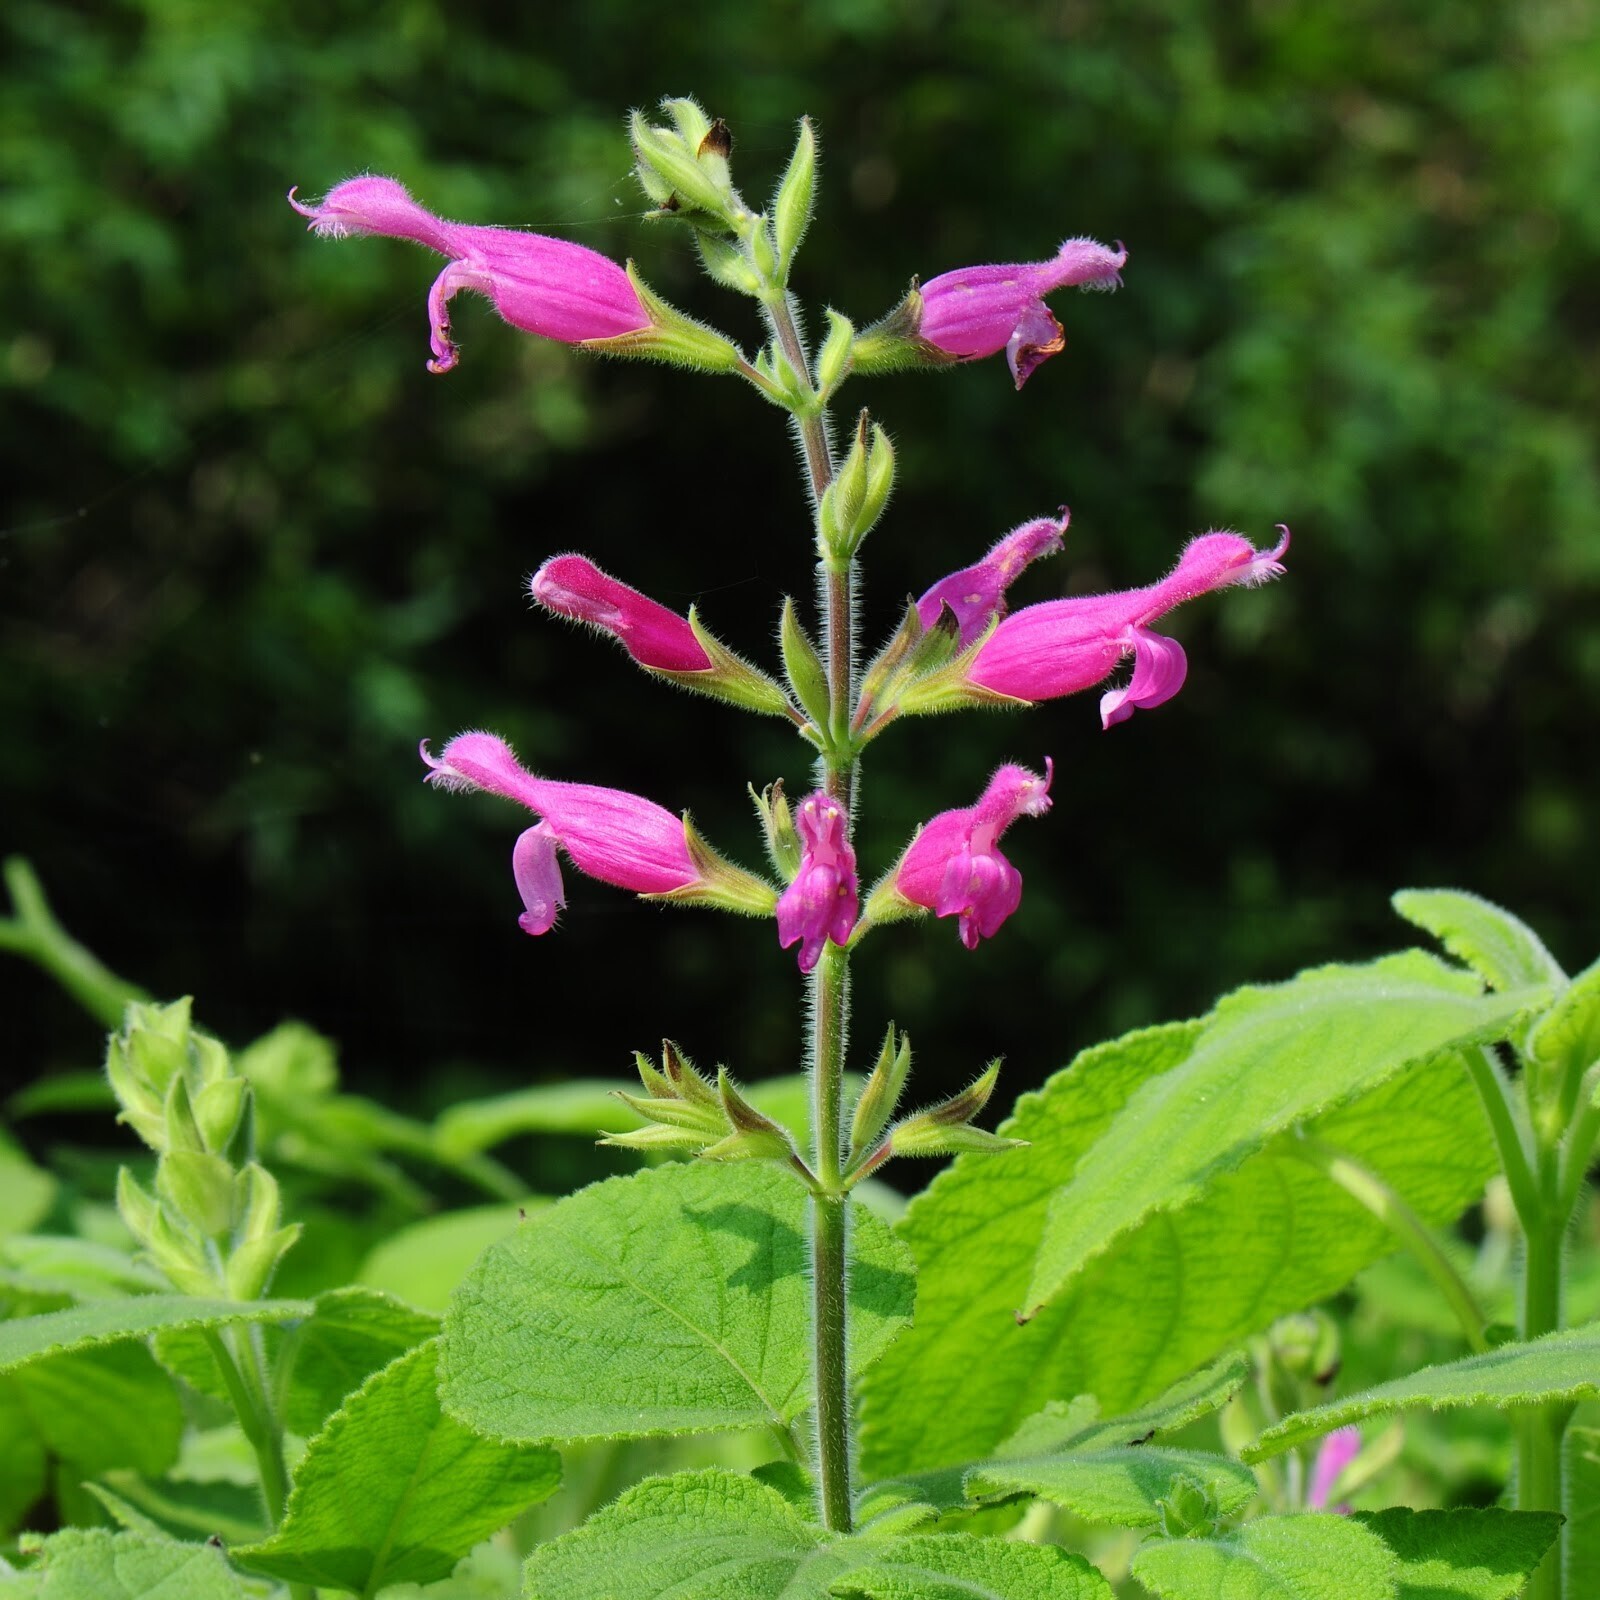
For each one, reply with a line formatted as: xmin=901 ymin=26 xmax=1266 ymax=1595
xmin=1291 ymin=1135 xmax=1490 ymax=1352
xmin=1518 ymin=1197 xmax=1567 ymax=1600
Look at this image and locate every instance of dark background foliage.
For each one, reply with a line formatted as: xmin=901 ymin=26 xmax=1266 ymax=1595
xmin=4 ymin=0 xmax=1598 ymax=1130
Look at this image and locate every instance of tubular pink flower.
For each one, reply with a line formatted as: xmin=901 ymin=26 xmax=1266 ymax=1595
xmin=1308 ymin=1426 xmax=1361 ymax=1513
xmin=919 ymin=238 xmax=1127 ymax=388
xmin=776 ymin=794 xmax=858 ymax=975
xmin=530 ymin=554 xmax=711 ymax=673
xmin=895 ymin=762 xmax=1053 ymax=950
xmin=916 ymin=511 xmax=1069 ymax=648
xmin=421 ymin=731 xmax=697 ymax=934
xmin=967 ymin=527 xmax=1289 ymax=727
xmin=290 ymin=176 xmax=650 ymax=373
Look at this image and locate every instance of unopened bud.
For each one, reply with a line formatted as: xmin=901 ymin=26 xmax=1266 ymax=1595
xmin=772 ymin=118 xmax=817 ymax=278
xmin=632 ymin=1049 xmax=676 ymax=1101
xmin=193 ymin=1078 xmax=248 ymax=1156
xmin=163 ymin=1076 xmax=208 ymax=1156
xmin=751 ymin=781 xmax=802 ymax=879
xmin=1156 ymin=1474 xmax=1221 ymax=1540
xmin=815 ymin=310 xmax=855 ymax=398
xmin=232 ymin=1161 xmax=283 ymax=1244
xmin=630 ymin=101 xmax=738 ymax=224
xmin=694 ymin=231 xmax=762 ymax=296
xmin=819 ymin=412 xmax=894 ymax=565
xmin=225 ymin=1223 xmax=301 ymax=1301
xmin=849 ymin=1026 xmax=913 ymax=1160
xmin=106 ymin=1039 xmax=167 ymax=1151
xmin=779 ymin=598 xmax=831 ymax=731
xmin=156 ymin=1150 xmax=236 ymax=1238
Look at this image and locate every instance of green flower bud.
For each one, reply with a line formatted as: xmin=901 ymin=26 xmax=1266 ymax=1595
xmin=106 ymin=1038 xmax=166 ymax=1151
xmin=694 ymin=231 xmax=763 ymax=296
xmin=848 ymin=1026 xmax=913 ymax=1162
xmin=630 ymin=103 xmax=736 ymax=223
xmin=750 ymin=780 xmax=802 ymax=879
xmin=193 ymin=1078 xmax=248 ymax=1156
xmin=162 ymin=1075 xmax=208 ymax=1156
xmin=225 ymin=1223 xmax=301 ymax=1301
xmin=157 ymin=1150 xmax=236 ymax=1238
xmin=772 ymin=117 xmax=817 ymax=277
xmin=1156 ymin=1473 xmax=1222 ymax=1540
xmin=779 ymin=598 xmax=831 ymax=732
xmin=815 ymin=310 xmax=855 ymax=399
xmin=818 ymin=412 xmax=894 ymax=565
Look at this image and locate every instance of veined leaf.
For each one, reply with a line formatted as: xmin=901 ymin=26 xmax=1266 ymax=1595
xmin=440 ymin=1160 xmax=913 ymax=1444
xmin=16 ymin=1528 xmax=249 ymax=1598
xmin=523 ymin=1470 xmax=1111 ymax=1599
xmin=1133 ymin=1513 xmax=1396 ymax=1600
xmin=1027 ymin=951 xmax=1534 ymax=1313
xmin=1247 ymin=1322 xmax=1600 ymax=1458
xmin=1354 ymin=1508 xmax=1561 ymax=1600
xmin=0 ymin=1296 xmax=312 ymax=1374
xmin=233 ymin=1339 xmax=559 ymax=1595
xmin=1392 ymin=889 xmax=1566 ymax=992
xmin=862 ymin=1003 xmax=1500 ymax=1476
xmin=11 ymin=1342 xmax=183 ymax=1479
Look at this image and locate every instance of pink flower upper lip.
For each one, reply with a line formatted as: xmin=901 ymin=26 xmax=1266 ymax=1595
xmin=918 ymin=237 xmax=1127 ymax=389
xmin=916 ymin=511 xmax=1069 ymax=648
xmin=966 ymin=526 xmax=1289 ymax=725
xmin=421 ymin=731 xmax=698 ymax=934
xmin=530 ymin=554 xmax=712 ymax=673
xmin=290 ymin=176 xmax=650 ymax=372
xmin=893 ymin=761 xmax=1053 ymax=950
xmin=776 ymin=793 xmax=859 ymax=975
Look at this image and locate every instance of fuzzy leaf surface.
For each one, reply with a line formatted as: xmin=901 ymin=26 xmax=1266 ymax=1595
xmin=523 ymin=1470 xmax=1111 ymax=1599
xmin=442 ymin=1160 xmax=913 ymax=1443
xmin=1248 ymin=1322 xmax=1600 ymax=1458
xmin=1132 ymin=1514 xmax=1397 ymax=1600
xmin=1353 ymin=1508 xmax=1562 ymax=1600
xmin=21 ymin=1528 xmax=248 ymax=1599
xmin=234 ymin=1339 xmax=559 ymax=1595
xmin=862 ymin=1009 xmax=1498 ymax=1475
xmin=1391 ymin=889 xmax=1566 ymax=991
xmin=967 ymin=1447 xmax=1257 ymax=1527
xmin=0 ymin=1296 xmax=312 ymax=1373
xmin=1027 ymin=951 xmax=1533 ymax=1312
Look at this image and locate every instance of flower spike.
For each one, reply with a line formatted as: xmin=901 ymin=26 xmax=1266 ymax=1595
xmin=776 ymin=793 xmax=859 ymax=975
xmin=890 ymin=761 xmax=1053 ymax=949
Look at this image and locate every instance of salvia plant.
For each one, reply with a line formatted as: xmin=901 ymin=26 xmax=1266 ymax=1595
xmin=1 ymin=98 xmax=1597 ymax=1600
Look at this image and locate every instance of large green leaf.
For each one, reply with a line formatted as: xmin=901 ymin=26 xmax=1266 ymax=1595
xmin=0 ymin=1137 xmax=55 ymax=1243
xmin=522 ymin=1470 xmax=1111 ymax=1599
xmin=0 ymin=1296 xmax=313 ymax=1374
xmin=1527 ymin=955 xmax=1600 ymax=1085
xmin=1132 ymin=1514 xmax=1396 ymax=1600
xmin=1027 ymin=951 xmax=1533 ymax=1312
xmin=1392 ymin=889 xmax=1566 ymax=992
xmin=862 ymin=1004 xmax=1500 ymax=1476
xmin=1247 ymin=1322 xmax=1600 ymax=1458
xmin=0 ymin=1381 xmax=46 ymax=1532
xmin=357 ymin=1205 xmax=532 ymax=1311
xmin=234 ymin=1339 xmax=559 ymax=1596
xmin=18 ymin=1528 xmax=249 ymax=1599
xmin=1354 ymin=1508 xmax=1562 ymax=1600
xmin=441 ymin=1161 xmax=914 ymax=1444
xmin=1564 ymin=1419 xmax=1600 ymax=1600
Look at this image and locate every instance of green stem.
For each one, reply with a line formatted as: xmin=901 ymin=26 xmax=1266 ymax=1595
xmin=1557 ymin=1067 xmax=1600 ymax=1221
xmin=1291 ymin=1134 xmax=1490 ymax=1353
xmin=1464 ymin=1046 xmax=1543 ymax=1222
xmin=1518 ymin=1200 xmax=1567 ymax=1600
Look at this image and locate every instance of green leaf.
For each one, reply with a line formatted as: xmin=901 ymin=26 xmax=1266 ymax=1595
xmin=0 ymin=1237 xmax=166 ymax=1299
xmin=358 ymin=1205 xmax=531 ymax=1311
xmin=234 ymin=1339 xmax=559 ymax=1596
xmin=1564 ymin=1418 xmax=1600 ymax=1598
xmin=441 ymin=1161 xmax=913 ymax=1444
xmin=1246 ymin=1322 xmax=1600 ymax=1458
xmin=831 ymin=1534 xmax=1113 ymax=1598
xmin=1392 ymin=889 xmax=1566 ymax=992
xmin=1133 ymin=1513 xmax=1396 ymax=1600
xmin=276 ymin=1286 xmax=439 ymax=1435
xmin=91 ymin=1471 xmax=266 ymax=1547
xmin=523 ymin=1470 xmax=1112 ymax=1599
xmin=1025 ymin=1351 xmax=1250 ymax=1453
xmin=1027 ymin=951 xmax=1533 ymax=1313
xmin=0 ymin=1295 xmax=312 ymax=1374
xmin=19 ymin=1528 xmax=249 ymax=1599
xmin=0 ymin=1137 xmax=56 ymax=1241
xmin=432 ymin=1083 xmax=638 ymax=1158
xmin=1527 ymin=954 xmax=1600 ymax=1084
xmin=862 ymin=1002 xmax=1499 ymax=1477
xmin=967 ymin=1448 xmax=1257 ymax=1528
xmin=1353 ymin=1508 xmax=1561 ymax=1600
xmin=0 ymin=1380 xmax=46 ymax=1532
xmin=9 ymin=1343 xmax=183 ymax=1478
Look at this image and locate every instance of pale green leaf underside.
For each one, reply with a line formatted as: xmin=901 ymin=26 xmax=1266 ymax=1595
xmin=22 ymin=1528 xmax=248 ymax=1599
xmin=1026 ymin=1351 xmax=1250 ymax=1454
xmin=861 ymin=1011 xmax=1498 ymax=1476
xmin=0 ymin=1296 xmax=313 ymax=1375
xmin=1027 ymin=950 xmax=1533 ymax=1312
xmin=1133 ymin=1514 xmax=1396 ymax=1600
xmin=234 ymin=1339 xmax=559 ymax=1596
xmin=1353 ymin=1508 xmax=1562 ymax=1600
xmin=1392 ymin=888 xmax=1566 ymax=992
xmin=1249 ymin=1321 xmax=1600 ymax=1458
xmin=441 ymin=1161 xmax=914 ymax=1444
xmin=968 ymin=1447 xmax=1258 ymax=1526
xmin=523 ymin=1470 xmax=1111 ymax=1600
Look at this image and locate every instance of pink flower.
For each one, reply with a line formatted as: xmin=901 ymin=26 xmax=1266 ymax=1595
xmin=919 ymin=238 xmax=1127 ymax=388
xmin=776 ymin=794 xmax=858 ymax=975
xmin=1308 ymin=1427 xmax=1361 ymax=1513
xmin=967 ymin=528 xmax=1289 ymax=727
xmin=530 ymin=554 xmax=711 ymax=673
xmin=916 ymin=512 xmax=1068 ymax=648
xmin=290 ymin=176 xmax=650 ymax=372
xmin=421 ymin=731 xmax=697 ymax=934
xmin=894 ymin=762 xmax=1053 ymax=949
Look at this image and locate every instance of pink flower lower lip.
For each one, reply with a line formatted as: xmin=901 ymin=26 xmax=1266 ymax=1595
xmin=776 ymin=793 xmax=859 ymax=974
xmin=290 ymin=176 xmax=650 ymax=371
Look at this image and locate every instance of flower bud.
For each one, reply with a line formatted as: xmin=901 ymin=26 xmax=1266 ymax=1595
xmin=772 ymin=117 xmax=817 ymax=277
xmin=848 ymin=1026 xmax=913 ymax=1162
xmin=1157 ymin=1474 xmax=1222 ymax=1539
xmin=815 ymin=310 xmax=855 ymax=399
xmin=779 ymin=598 xmax=831 ymax=731
xmin=819 ymin=412 xmax=894 ymax=565
xmin=750 ymin=781 xmax=802 ymax=879
xmin=630 ymin=101 xmax=739 ymax=224
xmin=157 ymin=1150 xmax=236 ymax=1238
xmin=192 ymin=1078 xmax=249 ymax=1156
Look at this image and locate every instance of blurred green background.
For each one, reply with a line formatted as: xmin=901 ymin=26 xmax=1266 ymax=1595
xmin=4 ymin=0 xmax=1598 ymax=1125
